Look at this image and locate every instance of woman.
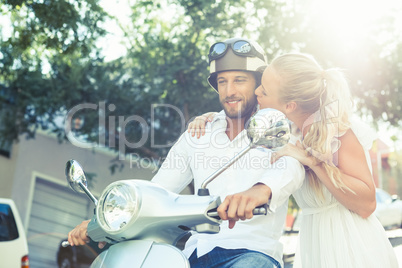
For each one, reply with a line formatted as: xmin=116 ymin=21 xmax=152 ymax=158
xmin=188 ymin=53 xmax=398 ymax=267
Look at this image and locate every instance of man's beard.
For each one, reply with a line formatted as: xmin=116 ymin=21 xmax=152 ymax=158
xmin=221 ymin=97 xmax=257 ymax=120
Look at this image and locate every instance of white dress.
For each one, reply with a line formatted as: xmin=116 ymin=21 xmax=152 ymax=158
xmin=292 ymin=119 xmax=399 ymax=268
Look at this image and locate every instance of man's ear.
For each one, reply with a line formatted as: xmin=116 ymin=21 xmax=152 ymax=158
xmin=285 ymin=102 xmax=297 ymax=114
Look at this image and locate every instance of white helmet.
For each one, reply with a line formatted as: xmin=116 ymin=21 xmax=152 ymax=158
xmin=207 ymin=37 xmax=268 ymax=92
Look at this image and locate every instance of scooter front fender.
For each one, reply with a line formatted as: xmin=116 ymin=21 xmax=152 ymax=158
xmin=91 ymin=240 xmax=190 ymax=268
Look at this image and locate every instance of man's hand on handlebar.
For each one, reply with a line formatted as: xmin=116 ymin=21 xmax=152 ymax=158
xmin=217 ymin=183 xmax=272 ymax=229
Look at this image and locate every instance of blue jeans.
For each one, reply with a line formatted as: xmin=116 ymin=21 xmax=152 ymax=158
xmin=188 ymin=247 xmax=281 ymax=268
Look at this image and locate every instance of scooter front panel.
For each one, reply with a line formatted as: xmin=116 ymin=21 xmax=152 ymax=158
xmin=90 ymin=240 xmax=189 ymax=268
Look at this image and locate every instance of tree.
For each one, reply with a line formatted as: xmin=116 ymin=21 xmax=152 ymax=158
xmin=1 ymin=0 xmax=401 ymax=165
xmin=58 ymin=0 xmax=292 ymax=163
xmin=90 ymin=0 xmax=294 ymax=162
xmin=0 ymin=0 xmax=108 ymax=144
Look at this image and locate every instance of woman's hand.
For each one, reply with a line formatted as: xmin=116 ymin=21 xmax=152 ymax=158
xmin=217 ymin=183 xmax=271 ymax=229
xmin=187 ymin=112 xmax=217 ymax=138
xmin=270 ymin=141 xmax=315 ymax=168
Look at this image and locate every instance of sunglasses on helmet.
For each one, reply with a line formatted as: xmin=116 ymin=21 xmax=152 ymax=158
xmin=208 ymin=40 xmax=266 ymax=64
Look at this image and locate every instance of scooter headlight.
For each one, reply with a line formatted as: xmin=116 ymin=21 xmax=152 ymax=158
xmin=97 ymin=181 xmax=141 ymax=232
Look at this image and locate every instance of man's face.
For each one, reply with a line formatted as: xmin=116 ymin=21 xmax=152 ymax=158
xmin=217 ymin=71 xmax=257 ymax=119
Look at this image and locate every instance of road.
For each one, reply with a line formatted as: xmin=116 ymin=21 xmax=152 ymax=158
xmin=284 ymin=228 xmax=402 ymax=268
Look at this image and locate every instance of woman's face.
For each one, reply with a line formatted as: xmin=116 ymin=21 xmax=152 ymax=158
xmin=255 ymin=67 xmax=285 ymax=113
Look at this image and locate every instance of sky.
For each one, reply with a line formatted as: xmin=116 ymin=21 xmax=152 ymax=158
xmin=98 ymin=0 xmax=131 ymax=61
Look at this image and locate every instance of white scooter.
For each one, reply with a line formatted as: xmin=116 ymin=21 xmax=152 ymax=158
xmin=63 ymin=108 xmax=290 ymax=268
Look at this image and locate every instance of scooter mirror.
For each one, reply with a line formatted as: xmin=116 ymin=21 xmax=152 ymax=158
xmin=65 ymin=159 xmax=88 ymax=194
xmin=65 ymin=160 xmax=98 ymax=205
xmin=198 ymin=108 xmax=290 ymax=195
xmin=246 ymin=108 xmax=290 ymax=149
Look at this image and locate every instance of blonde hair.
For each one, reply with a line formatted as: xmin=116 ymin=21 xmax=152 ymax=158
xmin=270 ymin=53 xmax=354 ymax=197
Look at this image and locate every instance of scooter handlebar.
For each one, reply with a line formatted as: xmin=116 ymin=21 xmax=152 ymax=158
xmin=207 ymin=204 xmax=268 ymax=218
xmin=252 ymin=204 xmax=269 ymax=215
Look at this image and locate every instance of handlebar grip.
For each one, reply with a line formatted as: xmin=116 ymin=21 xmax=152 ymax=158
xmin=252 ymin=204 xmax=268 ymax=215
xmin=207 ymin=204 xmax=268 ymax=218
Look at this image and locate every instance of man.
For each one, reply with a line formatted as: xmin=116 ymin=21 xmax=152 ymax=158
xmin=68 ymin=37 xmax=304 ymax=268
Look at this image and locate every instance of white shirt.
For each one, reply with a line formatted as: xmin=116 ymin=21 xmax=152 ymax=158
xmin=152 ymin=110 xmax=304 ymax=267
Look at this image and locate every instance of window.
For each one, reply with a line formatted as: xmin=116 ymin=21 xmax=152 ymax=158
xmin=0 ymin=204 xmax=19 ymax=241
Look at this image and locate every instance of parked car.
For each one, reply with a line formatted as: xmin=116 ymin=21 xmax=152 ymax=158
xmin=0 ymin=198 xmax=29 ymax=268
xmin=375 ymin=188 xmax=402 ymax=230
xmin=57 ymin=238 xmax=110 ymax=268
